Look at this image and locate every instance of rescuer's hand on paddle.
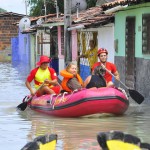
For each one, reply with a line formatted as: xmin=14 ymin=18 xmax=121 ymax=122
xmin=25 ymin=80 xmax=36 ymax=96
xmin=114 ymin=71 xmax=120 ymax=81
xmin=44 ymin=79 xmax=50 ymax=84
xmin=30 ymin=88 xmax=35 ymax=96
xmin=44 ymin=79 xmax=58 ymax=85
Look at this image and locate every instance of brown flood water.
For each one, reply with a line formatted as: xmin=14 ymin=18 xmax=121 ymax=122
xmin=0 ymin=63 xmax=149 ymax=150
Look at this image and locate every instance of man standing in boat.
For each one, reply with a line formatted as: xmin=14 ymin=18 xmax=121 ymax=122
xmin=92 ymin=48 xmax=120 ymax=87
xmin=25 ymin=55 xmax=61 ymax=97
xmin=77 ymin=39 xmax=98 ymax=72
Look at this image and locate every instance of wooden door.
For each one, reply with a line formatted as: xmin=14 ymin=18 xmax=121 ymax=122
xmin=125 ymin=17 xmax=136 ymax=89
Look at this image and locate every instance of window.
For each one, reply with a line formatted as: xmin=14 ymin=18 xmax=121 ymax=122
xmin=37 ymin=34 xmax=43 ymax=55
xmin=61 ymin=26 xmax=64 ymax=55
xmin=50 ymin=27 xmax=58 ymax=57
xmin=125 ymin=17 xmax=135 ymax=75
xmin=142 ymin=14 xmax=150 ymax=54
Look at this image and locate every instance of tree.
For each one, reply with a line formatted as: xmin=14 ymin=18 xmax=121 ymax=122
xmin=29 ymin=0 xmax=64 ymax=16
xmin=86 ymin=0 xmax=97 ymax=8
xmin=28 ymin=0 xmax=97 ymax=16
xmin=0 ymin=8 xmax=7 ymax=13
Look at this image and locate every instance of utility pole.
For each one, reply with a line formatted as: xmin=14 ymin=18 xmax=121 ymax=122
xmin=64 ymin=0 xmax=72 ymax=66
xmin=44 ymin=0 xmax=47 ymax=20
xmin=25 ymin=0 xmax=28 ymax=15
xmin=55 ymin=0 xmax=59 ymax=18
xmin=76 ymin=3 xmax=80 ymax=18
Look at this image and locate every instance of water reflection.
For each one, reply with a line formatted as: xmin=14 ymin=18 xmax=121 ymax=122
xmin=17 ymin=106 xmax=150 ymax=150
xmin=0 ymin=62 xmax=150 ymax=150
xmin=12 ymin=61 xmax=30 ymax=79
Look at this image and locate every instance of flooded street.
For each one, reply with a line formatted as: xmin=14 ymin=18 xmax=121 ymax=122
xmin=0 ymin=62 xmax=150 ymax=150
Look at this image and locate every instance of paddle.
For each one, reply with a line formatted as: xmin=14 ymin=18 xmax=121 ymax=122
xmin=101 ymin=64 xmax=144 ymax=104
xmin=17 ymin=83 xmax=44 ymax=111
xmin=97 ymin=131 xmax=142 ymax=150
xmin=21 ymin=134 xmax=57 ymax=150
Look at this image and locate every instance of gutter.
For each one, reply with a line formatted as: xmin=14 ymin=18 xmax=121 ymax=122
xmin=104 ymin=5 xmax=128 ymax=14
xmin=67 ymin=24 xmax=85 ymax=31
xmin=42 ymin=22 xmax=64 ymax=27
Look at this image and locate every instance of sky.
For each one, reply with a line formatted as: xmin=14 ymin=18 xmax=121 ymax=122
xmin=0 ymin=0 xmax=30 ymax=15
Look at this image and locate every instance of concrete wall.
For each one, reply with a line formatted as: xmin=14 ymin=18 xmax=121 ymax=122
xmin=0 ymin=50 xmax=11 ymax=62
xmin=116 ymin=56 xmax=150 ymax=102
xmin=0 ymin=13 xmax=24 ymax=62
xmin=98 ymin=23 xmax=114 ymax=63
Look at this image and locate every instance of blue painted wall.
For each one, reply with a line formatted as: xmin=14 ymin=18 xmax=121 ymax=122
xmin=11 ymin=31 xmax=31 ymax=76
xmin=80 ymin=64 xmax=91 ymax=81
xmin=11 ymin=37 xmax=19 ymax=62
xmin=50 ymin=58 xmax=59 ymax=74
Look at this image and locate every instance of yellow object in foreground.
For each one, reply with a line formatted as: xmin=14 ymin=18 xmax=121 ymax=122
xmin=21 ymin=134 xmax=57 ymax=150
xmin=40 ymin=140 xmax=56 ymax=150
xmin=107 ymin=140 xmax=141 ymax=150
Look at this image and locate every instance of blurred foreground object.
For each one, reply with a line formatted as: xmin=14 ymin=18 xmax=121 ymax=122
xmin=21 ymin=134 xmax=57 ymax=150
xmin=97 ymin=131 xmax=150 ymax=150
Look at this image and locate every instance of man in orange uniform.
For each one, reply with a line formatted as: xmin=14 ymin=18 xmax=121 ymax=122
xmin=25 ymin=55 xmax=61 ymax=96
xmin=92 ymin=48 xmax=120 ymax=87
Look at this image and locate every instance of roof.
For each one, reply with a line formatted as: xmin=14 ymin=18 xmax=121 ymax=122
xmin=71 ymin=6 xmax=114 ymax=28
xmin=0 ymin=12 xmax=25 ymax=17
xmin=20 ymin=5 xmax=114 ymax=33
xmin=101 ymin=0 xmax=150 ymax=10
xmin=45 ymin=5 xmax=114 ymax=29
xmin=30 ymin=13 xmax=64 ymax=22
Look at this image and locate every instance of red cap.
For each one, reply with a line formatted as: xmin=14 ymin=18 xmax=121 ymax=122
xmin=36 ymin=55 xmax=51 ymax=66
xmin=97 ymin=48 xmax=108 ymax=56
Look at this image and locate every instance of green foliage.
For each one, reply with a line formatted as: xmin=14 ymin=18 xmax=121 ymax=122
xmin=30 ymin=0 xmax=44 ymax=16
xmin=0 ymin=8 xmax=7 ymax=13
xmin=86 ymin=0 xmax=97 ymax=8
xmin=29 ymin=0 xmax=96 ymax=16
xmin=29 ymin=0 xmax=64 ymax=16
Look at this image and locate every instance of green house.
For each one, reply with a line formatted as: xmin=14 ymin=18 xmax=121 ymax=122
xmin=103 ymin=0 xmax=150 ymax=101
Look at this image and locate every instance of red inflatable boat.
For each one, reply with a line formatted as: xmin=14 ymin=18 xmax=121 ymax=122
xmin=28 ymin=87 xmax=129 ymax=117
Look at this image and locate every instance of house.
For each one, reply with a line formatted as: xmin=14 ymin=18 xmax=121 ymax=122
xmin=66 ymin=6 xmax=114 ymax=80
xmin=0 ymin=12 xmax=25 ymax=62
xmin=40 ymin=6 xmax=115 ymax=80
xmin=12 ymin=5 xmax=115 ymax=80
xmin=102 ymin=0 xmax=150 ymax=100
xmin=12 ymin=14 xmax=62 ymax=73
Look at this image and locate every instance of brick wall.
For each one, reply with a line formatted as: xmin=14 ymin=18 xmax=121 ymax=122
xmin=0 ymin=13 xmax=24 ymax=61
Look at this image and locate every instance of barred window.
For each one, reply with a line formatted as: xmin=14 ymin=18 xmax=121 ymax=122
xmin=37 ymin=34 xmax=43 ymax=55
xmin=125 ymin=17 xmax=135 ymax=75
xmin=61 ymin=26 xmax=64 ymax=55
xmin=142 ymin=14 xmax=150 ymax=54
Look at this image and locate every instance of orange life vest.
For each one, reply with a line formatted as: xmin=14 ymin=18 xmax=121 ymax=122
xmin=60 ymin=69 xmax=83 ymax=92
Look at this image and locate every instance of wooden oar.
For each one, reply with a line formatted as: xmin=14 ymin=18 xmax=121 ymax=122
xmin=101 ymin=64 xmax=144 ymax=104
xmin=17 ymin=83 xmax=44 ymax=111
